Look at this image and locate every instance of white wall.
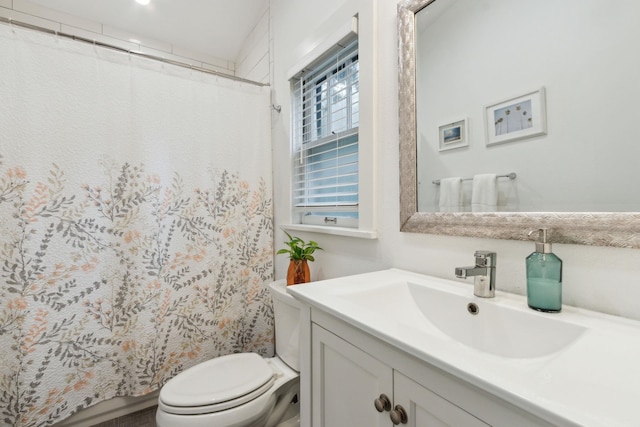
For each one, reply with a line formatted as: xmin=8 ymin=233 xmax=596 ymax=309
xmin=271 ymin=0 xmax=640 ymax=321
xmin=235 ymin=2 xmax=270 ymax=84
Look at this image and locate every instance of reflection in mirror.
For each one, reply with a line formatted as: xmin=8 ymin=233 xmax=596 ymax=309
xmin=415 ymin=0 xmax=640 ymax=213
xmin=397 ymin=0 xmax=640 ymax=247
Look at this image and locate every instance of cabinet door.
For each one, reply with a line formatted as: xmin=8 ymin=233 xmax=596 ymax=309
xmin=312 ymin=324 xmax=392 ymax=427
xmin=394 ymin=371 xmax=490 ymax=427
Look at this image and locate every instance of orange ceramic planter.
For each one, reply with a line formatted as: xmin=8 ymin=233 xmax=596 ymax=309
xmin=286 ymin=259 xmax=310 ymax=285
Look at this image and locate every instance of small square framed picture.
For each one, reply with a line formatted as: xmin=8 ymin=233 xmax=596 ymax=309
xmin=485 ymin=87 xmax=547 ymax=146
xmin=438 ymin=118 xmax=468 ymax=151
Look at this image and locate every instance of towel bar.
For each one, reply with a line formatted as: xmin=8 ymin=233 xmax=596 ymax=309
xmin=433 ymin=172 xmax=516 ymax=185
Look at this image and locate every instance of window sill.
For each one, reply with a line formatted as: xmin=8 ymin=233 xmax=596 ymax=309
xmin=281 ymin=224 xmax=378 ymax=239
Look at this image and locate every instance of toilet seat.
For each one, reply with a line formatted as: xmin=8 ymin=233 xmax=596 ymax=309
xmin=159 ymin=353 xmax=275 ymax=415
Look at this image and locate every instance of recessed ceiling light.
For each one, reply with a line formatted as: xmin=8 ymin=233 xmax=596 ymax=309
xmin=135 ymin=0 xmax=150 ymax=5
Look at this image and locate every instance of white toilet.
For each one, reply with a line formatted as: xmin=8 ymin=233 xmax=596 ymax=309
xmin=156 ymin=281 xmax=301 ymax=427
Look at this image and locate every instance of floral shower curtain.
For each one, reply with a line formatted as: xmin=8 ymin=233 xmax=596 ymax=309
xmin=0 ymin=24 xmax=274 ymax=426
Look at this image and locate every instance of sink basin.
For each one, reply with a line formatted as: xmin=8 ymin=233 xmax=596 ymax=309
xmin=287 ymin=268 xmax=640 ymax=427
xmin=339 ymin=280 xmax=586 ymax=358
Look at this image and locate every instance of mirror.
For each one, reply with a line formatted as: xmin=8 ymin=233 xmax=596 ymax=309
xmin=398 ymin=0 xmax=640 ymax=248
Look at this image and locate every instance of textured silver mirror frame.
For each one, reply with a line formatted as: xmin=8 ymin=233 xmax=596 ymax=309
xmin=397 ymin=0 xmax=640 ymax=248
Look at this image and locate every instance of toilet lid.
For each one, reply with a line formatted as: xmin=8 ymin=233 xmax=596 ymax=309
xmin=160 ymin=353 xmax=274 ymax=408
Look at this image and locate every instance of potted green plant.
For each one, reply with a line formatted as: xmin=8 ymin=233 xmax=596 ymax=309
xmin=277 ymin=231 xmax=322 ymax=285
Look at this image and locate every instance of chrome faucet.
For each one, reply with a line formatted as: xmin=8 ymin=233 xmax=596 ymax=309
xmin=455 ymin=251 xmax=497 ymax=298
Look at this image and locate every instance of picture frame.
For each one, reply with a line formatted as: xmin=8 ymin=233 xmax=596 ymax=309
xmin=485 ymin=87 xmax=547 ymax=146
xmin=438 ymin=118 xmax=468 ymax=151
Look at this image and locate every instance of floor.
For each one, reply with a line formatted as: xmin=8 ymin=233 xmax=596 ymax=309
xmin=92 ymin=406 xmax=156 ymax=427
xmin=91 ymin=399 xmax=301 ymax=427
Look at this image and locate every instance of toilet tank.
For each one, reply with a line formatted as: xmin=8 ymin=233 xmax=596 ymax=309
xmin=268 ymin=280 xmax=301 ymax=371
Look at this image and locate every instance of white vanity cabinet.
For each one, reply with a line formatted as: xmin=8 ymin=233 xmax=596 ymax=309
xmin=311 ymin=324 xmax=391 ymax=426
xmin=393 ymin=371 xmax=489 ymax=427
xmin=290 ymin=269 xmax=640 ymax=427
xmin=308 ymin=309 xmax=553 ymax=427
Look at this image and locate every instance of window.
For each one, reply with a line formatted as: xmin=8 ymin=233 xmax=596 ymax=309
xmin=291 ymin=36 xmax=359 ymax=228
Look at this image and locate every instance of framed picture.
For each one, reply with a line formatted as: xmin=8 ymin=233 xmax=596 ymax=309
xmin=485 ymin=87 xmax=547 ymax=146
xmin=438 ymin=118 xmax=468 ymax=151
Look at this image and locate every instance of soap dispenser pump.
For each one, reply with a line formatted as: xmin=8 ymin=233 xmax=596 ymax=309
xmin=526 ymin=228 xmax=562 ymax=312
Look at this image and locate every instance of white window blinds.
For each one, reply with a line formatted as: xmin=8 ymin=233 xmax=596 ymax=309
xmin=291 ymin=37 xmax=359 ymax=227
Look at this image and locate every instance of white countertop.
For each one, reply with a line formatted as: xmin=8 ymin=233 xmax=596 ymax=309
xmin=288 ymin=268 xmax=640 ymax=427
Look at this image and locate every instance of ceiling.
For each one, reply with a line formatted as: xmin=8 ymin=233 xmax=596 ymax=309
xmin=27 ymin=0 xmax=268 ymax=62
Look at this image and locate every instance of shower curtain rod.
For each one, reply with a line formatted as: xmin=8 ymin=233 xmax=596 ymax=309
xmin=0 ymin=17 xmax=269 ymax=88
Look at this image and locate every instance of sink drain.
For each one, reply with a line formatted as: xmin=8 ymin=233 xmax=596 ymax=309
xmin=467 ymin=302 xmax=479 ymax=315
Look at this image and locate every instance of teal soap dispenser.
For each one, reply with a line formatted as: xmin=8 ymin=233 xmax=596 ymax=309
xmin=526 ymin=228 xmax=562 ymax=312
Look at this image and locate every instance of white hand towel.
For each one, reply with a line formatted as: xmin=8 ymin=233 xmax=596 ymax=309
xmin=438 ymin=177 xmax=463 ymax=212
xmin=472 ymin=174 xmax=498 ymax=212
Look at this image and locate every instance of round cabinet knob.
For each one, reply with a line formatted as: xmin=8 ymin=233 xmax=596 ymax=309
xmin=390 ymin=404 xmax=408 ymax=425
xmin=374 ymin=393 xmax=391 ymax=412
